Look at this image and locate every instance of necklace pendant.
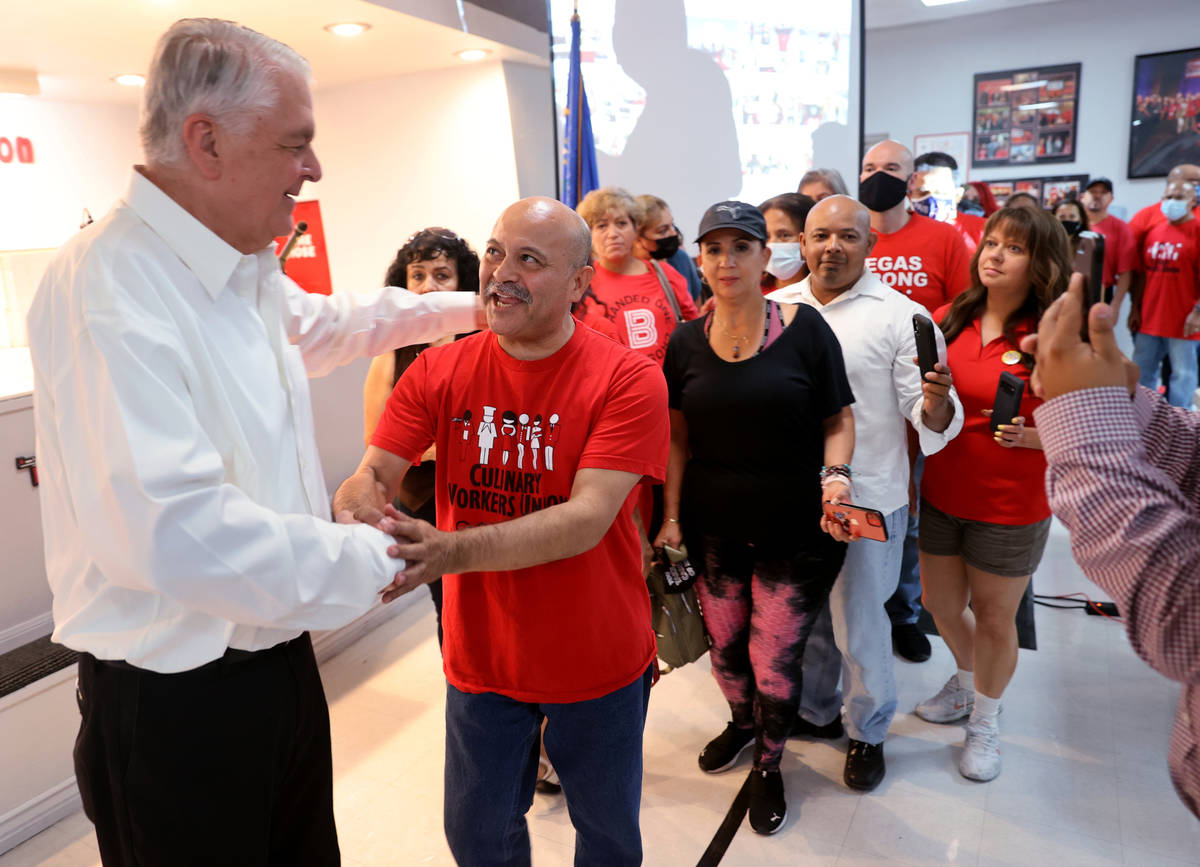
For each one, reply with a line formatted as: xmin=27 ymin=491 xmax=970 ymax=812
xmin=732 ymin=344 xmax=741 ymax=359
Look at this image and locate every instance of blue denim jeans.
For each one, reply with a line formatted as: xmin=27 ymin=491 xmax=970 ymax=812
xmin=443 ymin=666 xmax=652 ymax=867
xmin=1133 ymin=333 xmax=1199 ymax=409
xmin=886 ymin=454 xmax=925 ymax=626
xmin=798 ymin=505 xmax=908 ymax=745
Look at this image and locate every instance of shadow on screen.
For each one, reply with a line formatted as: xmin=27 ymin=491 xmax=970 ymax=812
xmin=599 ymin=0 xmax=742 ymax=236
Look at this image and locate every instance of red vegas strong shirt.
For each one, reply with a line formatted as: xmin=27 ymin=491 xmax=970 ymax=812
xmin=372 ymin=321 xmax=669 ymax=702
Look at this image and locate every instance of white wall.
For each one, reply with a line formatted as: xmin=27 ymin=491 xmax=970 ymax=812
xmin=864 ymin=0 xmax=1199 ymax=216
xmin=312 ymin=61 xmax=524 ymax=296
xmin=0 ymin=98 xmax=139 ymax=251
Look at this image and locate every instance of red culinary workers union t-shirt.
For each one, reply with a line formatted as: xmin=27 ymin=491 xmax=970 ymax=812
xmin=921 ymin=306 xmax=1049 ymax=525
xmin=1139 ymin=219 xmax=1200 ymax=341
xmin=585 ymin=260 xmax=698 ymax=365
xmin=867 ymin=213 xmax=971 ymax=313
xmin=1130 ymin=202 xmax=1200 ymax=252
xmin=372 ymin=322 xmax=668 ymax=703
xmin=1089 ymin=214 xmax=1138 ymax=288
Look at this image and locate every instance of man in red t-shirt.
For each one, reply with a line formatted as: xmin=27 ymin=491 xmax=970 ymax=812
xmin=334 ymin=198 xmax=668 ymax=866
xmin=860 ymin=141 xmax=971 ymax=662
xmin=1129 ymin=165 xmax=1200 ymax=334
xmin=1132 ymin=179 xmax=1200 ymax=408
xmin=1081 ymin=176 xmax=1138 ymax=310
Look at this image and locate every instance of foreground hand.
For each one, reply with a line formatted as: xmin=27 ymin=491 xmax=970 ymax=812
xmin=820 ymin=502 xmax=859 ymax=542
xmin=1018 ymin=273 xmax=1130 ymax=401
xmin=381 ymin=512 xmax=456 ymax=603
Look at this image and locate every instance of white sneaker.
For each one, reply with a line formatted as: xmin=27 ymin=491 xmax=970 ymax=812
xmin=960 ymin=717 xmax=1001 ymax=781
xmin=915 ymin=674 xmax=973 ymax=723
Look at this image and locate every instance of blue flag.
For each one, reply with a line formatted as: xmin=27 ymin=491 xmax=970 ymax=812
xmin=562 ymin=13 xmax=599 ymax=209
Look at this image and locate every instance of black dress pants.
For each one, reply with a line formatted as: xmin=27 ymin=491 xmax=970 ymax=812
xmin=74 ymin=633 xmax=339 ymax=866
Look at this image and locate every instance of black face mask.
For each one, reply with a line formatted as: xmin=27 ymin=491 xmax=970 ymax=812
xmin=648 ymin=233 xmax=681 ymax=260
xmin=1059 ymin=220 xmax=1083 ymax=236
xmin=858 ymin=170 xmax=910 ymax=212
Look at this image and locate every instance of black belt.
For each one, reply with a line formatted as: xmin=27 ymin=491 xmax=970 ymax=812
xmin=93 ymin=636 xmax=301 ymax=674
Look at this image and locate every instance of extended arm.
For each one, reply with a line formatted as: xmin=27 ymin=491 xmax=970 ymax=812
xmin=653 ymin=408 xmax=690 ymax=550
xmin=382 ymin=467 xmax=643 ymax=600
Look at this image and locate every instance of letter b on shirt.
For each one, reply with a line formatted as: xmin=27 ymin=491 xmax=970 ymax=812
xmin=624 ymin=309 xmax=658 ymax=350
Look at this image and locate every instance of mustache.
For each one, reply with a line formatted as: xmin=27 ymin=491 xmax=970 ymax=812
xmin=483 ymin=280 xmax=533 ymax=305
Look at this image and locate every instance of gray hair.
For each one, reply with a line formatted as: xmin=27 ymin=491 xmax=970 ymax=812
xmin=140 ymin=18 xmax=310 ymax=167
xmin=798 ymin=168 xmax=849 ymax=196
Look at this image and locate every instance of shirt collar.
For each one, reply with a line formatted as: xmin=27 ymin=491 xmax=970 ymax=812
xmin=122 ymin=168 xmax=272 ymax=301
xmin=765 ymin=270 xmax=889 ymax=308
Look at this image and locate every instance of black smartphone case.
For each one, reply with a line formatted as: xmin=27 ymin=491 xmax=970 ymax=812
xmin=913 ymin=314 xmax=938 ymax=380
xmin=991 ymin=371 xmax=1025 ymax=433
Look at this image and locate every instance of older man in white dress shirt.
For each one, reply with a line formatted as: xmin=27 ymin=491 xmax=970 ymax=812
xmin=26 ymin=19 xmax=479 ymax=866
xmin=766 ymin=195 xmax=963 ymax=792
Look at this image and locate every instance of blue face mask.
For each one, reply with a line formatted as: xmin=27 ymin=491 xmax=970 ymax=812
xmin=1161 ymin=198 xmax=1190 ymax=222
xmin=911 ymin=195 xmax=956 ymax=222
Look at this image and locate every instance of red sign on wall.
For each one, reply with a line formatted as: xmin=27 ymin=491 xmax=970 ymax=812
xmin=274 ymin=200 xmax=332 ymax=295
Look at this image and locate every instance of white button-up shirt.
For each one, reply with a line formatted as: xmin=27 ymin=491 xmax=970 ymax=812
xmin=767 ymin=270 xmax=963 ymax=514
xmin=27 ymin=170 xmax=478 ymax=672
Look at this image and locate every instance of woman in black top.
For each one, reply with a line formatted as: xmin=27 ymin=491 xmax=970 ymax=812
xmin=654 ymin=201 xmax=854 ymax=835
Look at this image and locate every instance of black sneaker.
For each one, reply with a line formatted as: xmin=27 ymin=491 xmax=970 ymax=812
xmin=893 ymin=622 xmax=932 ymax=663
xmin=790 ymin=715 xmax=844 ymax=739
xmin=748 ymin=768 xmax=787 ymax=835
xmin=844 ymin=738 xmax=886 ymax=791
xmin=698 ymin=723 xmax=754 ymax=774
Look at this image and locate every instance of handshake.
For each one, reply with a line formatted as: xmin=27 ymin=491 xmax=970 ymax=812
xmin=335 ymin=502 xmax=449 ymax=604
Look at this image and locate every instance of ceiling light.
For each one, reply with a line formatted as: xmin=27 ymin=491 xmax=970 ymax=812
xmin=456 ymin=49 xmax=491 ymax=62
xmin=113 ymin=73 xmax=145 ymax=87
xmin=0 ymin=68 xmax=40 ymax=96
xmin=324 ymin=22 xmax=371 ymax=37
xmin=920 ymin=0 xmax=969 ymax=5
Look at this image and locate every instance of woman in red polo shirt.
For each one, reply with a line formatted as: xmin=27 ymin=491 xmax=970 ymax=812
xmin=915 ymin=206 xmax=1071 ymax=782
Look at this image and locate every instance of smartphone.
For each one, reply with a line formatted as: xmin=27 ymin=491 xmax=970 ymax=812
xmin=913 ymin=314 xmax=939 ymax=381
xmin=990 ymin=371 xmax=1025 ymax=433
xmin=1074 ymin=230 xmax=1106 ymax=340
xmin=822 ymin=501 xmax=889 ymax=542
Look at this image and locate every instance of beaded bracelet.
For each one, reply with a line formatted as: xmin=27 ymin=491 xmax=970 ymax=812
xmin=819 ymin=464 xmax=853 ymax=484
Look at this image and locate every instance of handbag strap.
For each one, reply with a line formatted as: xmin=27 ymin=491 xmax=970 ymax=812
xmin=649 ymin=260 xmax=684 ymax=324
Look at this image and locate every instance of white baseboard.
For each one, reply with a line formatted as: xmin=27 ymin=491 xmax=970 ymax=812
xmin=0 ymin=611 xmax=53 ymax=657
xmin=0 ymin=777 xmax=81 ymax=856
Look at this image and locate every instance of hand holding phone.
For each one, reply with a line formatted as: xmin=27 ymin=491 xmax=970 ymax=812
xmin=1074 ymin=230 xmax=1106 ymax=341
xmin=822 ymin=501 xmax=889 ymax=542
xmin=990 ymin=371 xmax=1025 ymax=434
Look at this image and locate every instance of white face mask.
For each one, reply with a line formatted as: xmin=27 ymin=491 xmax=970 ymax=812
xmin=766 ymin=242 xmax=804 ymax=280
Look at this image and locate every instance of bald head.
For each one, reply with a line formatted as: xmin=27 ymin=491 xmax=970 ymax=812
xmin=862 ymin=139 xmax=915 ymax=180
xmin=481 ymin=197 xmax=595 ymax=356
xmin=499 ymin=197 xmax=593 ymax=270
xmin=802 ymin=194 xmax=876 ymax=297
xmin=1168 ymin=164 xmax=1200 ymax=186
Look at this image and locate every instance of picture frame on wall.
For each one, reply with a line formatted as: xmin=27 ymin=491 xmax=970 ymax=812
xmin=985 ymin=174 xmax=1088 ymax=208
xmin=1128 ymin=46 xmax=1200 ymax=179
xmin=973 ymin=63 xmax=1081 ymax=169
xmin=913 ymin=132 xmax=971 ymax=179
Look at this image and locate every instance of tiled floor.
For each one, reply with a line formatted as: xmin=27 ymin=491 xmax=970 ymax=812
xmin=4 ymin=522 xmax=1198 ymax=865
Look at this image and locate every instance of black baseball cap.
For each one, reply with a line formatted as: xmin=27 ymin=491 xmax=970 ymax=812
xmin=1085 ymin=176 xmax=1113 ymax=193
xmin=696 ymin=201 xmax=768 ymax=243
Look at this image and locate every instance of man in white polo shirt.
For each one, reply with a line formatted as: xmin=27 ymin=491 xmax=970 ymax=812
xmin=767 ymin=195 xmax=962 ymax=791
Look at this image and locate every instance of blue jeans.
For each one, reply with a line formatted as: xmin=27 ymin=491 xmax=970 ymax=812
xmin=1133 ymin=333 xmax=1198 ymax=409
xmin=443 ymin=666 xmax=652 ymax=867
xmin=886 ymin=454 xmax=925 ymax=626
xmin=798 ymin=505 xmax=908 ymax=745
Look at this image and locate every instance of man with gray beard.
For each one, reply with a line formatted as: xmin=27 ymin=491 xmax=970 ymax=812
xmin=335 ymin=197 xmax=669 ymax=866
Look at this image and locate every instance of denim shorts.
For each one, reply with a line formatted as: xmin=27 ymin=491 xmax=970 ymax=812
xmin=918 ymin=499 xmax=1050 ymax=578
